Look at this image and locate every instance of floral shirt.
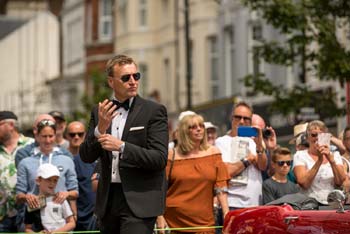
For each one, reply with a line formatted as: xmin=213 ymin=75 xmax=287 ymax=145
xmin=0 ymin=134 xmax=33 ymax=221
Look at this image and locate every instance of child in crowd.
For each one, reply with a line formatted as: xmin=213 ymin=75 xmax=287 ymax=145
xmin=262 ymin=147 xmax=300 ymax=204
xmin=24 ymin=164 xmax=75 ymax=233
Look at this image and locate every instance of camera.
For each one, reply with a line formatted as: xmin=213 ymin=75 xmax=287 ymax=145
xmin=262 ymin=128 xmax=272 ymax=139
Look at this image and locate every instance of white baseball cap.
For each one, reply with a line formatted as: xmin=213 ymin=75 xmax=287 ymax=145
xmin=204 ymin=122 xmax=217 ymax=130
xmin=37 ymin=164 xmax=60 ymax=179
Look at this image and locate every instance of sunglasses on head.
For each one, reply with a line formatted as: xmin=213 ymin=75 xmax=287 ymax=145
xmin=275 ymin=160 xmax=292 ymax=167
xmin=37 ymin=119 xmax=55 ymax=128
xmin=68 ymin=132 xmax=85 ymax=138
xmin=120 ymin=72 xmax=141 ymax=82
xmin=233 ymin=115 xmax=251 ymax=122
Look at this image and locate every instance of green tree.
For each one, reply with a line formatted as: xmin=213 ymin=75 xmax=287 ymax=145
xmin=74 ymin=69 xmax=112 ymax=124
xmin=241 ymin=0 xmax=350 ymax=117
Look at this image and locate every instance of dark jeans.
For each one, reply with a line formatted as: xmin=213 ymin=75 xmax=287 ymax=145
xmin=0 ymin=216 xmax=17 ymax=232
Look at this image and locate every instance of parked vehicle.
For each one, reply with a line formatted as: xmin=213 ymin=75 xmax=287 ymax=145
xmin=223 ymin=190 xmax=350 ymax=234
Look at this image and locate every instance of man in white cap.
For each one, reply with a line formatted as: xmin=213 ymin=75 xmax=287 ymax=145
xmin=204 ymin=122 xmax=218 ymax=145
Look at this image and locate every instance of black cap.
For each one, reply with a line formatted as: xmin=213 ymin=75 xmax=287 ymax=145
xmin=0 ymin=111 xmax=17 ymax=121
xmin=48 ymin=111 xmax=65 ymax=121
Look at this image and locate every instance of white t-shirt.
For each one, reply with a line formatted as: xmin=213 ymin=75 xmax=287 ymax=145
xmin=293 ymin=149 xmax=343 ymax=204
xmin=40 ymin=196 xmax=73 ymax=231
xmin=215 ymin=135 xmax=262 ymax=208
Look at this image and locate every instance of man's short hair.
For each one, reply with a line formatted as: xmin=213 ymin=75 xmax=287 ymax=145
xmin=272 ymin=147 xmax=291 ymax=162
xmin=105 ymin=54 xmax=136 ymax=77
xmin=231 ymin=101 xmax=253 ymax=119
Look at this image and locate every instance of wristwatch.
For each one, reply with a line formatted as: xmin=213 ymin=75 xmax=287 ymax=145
xmin=256 ymin=149 xmax=264 ymax=156
xmin=240 ymin=158 xmax=250 ymax=168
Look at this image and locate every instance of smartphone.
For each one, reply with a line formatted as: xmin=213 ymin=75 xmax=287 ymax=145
xmin=237 ymin=126 xmax=258 ymax=137
xmin=318 ymin=133 xmax=331 ymax=146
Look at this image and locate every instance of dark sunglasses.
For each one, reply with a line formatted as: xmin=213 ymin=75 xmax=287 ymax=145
xmin=309 ymin=133 xmax=318 ymax=138
xmin=233 ymin=115 xmax=251 ymax=122
xmin=120 ymin=72 xmax=141 ymax=82
xmin=188 ymin=123 xmax=205 ymax=130
xmin=68 ymin=132 xmax=85 ymax=138
xmin=275 ymin=160 xmax=292 ymax=167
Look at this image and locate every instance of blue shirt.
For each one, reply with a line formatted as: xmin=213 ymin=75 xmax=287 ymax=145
xmin=15 ymin=142 xmax=72 ymax=168
xmin=16 ymin=148 xmax=78 ymax=195
xmin=73 ymin=154 xmax=96 ymax=222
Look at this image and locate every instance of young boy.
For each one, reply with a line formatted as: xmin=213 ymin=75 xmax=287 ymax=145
xmin=24 ymin=163 xmax=76 ymax=233
xmin=262 ymin=147 xmax=300 ymax=204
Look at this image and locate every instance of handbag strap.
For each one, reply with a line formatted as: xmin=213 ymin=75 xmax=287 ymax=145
xmin=167 ymin=148 xmax=176 ymax=182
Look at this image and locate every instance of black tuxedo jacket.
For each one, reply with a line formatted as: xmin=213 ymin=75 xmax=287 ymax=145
xmin=80 ymin=96 xmax=169 ymax=218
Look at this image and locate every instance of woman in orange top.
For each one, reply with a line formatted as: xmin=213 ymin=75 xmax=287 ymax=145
xmin=157 ymin=114 xmax=229 ymax=234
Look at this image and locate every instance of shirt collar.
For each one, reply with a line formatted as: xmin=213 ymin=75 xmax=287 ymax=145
xmin=113 ymin=96 xmax=134 ymax=108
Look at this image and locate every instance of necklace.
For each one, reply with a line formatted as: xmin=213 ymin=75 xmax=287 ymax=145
xmin=272 ymin=176 xmax=287 ymax=183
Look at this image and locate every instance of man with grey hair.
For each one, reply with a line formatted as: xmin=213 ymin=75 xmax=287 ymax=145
xmin=0 ymin=111 xmax=33 ymax=232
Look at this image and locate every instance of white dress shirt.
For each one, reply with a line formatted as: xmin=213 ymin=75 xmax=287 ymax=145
xmin=94 ymin=98 xmax=133 ymax=183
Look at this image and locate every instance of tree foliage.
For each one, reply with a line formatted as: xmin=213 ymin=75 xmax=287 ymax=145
xmin=74 ymin=70 xmax=112 ymax=124
xmin=241 ymin=0 xmax=350 ymax=117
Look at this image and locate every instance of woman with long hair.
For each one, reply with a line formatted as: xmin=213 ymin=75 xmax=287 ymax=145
xmin=157 ymin=114 xmax=229 ymax=234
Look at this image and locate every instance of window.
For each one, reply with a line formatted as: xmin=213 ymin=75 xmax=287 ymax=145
xmin=67 ymin=18 xmax=82 ymax=66
xmin=138 ymin=64 xmax=148 ymax=97
xmin=208 ymin=36 xmax=219 ymax=99
xmin=99 ymin=0 xmax=113 ymax=41
xmin=224 ymin=26 xmax=235 ymax=95
xmin=252 ymin=24 xmax=262 ymax=41
xmin=86 ymin=1 xmax=92 ymax=43
xmin=118 ymin=0 xmax=128 ymax=33
xmin=161 ymin=0 xmax=169 ymax=20
xmin=139 ymin=0 xmax=147 ymax=28
xmin=250 ymin=22 xmax=263 ymax=77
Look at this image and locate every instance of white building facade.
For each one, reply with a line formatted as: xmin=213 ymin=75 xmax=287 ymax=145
xmin=0 ymin=11 xmax=59 ymax=126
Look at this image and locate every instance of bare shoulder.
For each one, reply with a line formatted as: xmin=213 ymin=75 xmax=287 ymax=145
xmin=208 ymin=145 xmax=221 ymax=155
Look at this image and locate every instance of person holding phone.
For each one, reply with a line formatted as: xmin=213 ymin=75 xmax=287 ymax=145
xmin=293 ymin=120 xmax=346 ymax=204
xmin=215 ymin=101 xmax=267 ymax=231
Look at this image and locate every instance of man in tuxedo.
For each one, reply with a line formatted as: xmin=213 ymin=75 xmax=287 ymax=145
xmin=80 ymin=54 xmax=168 ymax=234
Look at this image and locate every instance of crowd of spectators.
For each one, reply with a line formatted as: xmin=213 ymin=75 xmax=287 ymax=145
xmin=1 ymin=43 xmax=349 ymax=234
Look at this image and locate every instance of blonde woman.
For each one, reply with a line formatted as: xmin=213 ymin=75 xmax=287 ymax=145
xmin=157 ymin=114 xmax=229 ymax=234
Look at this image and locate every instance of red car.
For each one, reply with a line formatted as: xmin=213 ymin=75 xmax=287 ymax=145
xmin=223 ymin=190 xmax=350 ymax=234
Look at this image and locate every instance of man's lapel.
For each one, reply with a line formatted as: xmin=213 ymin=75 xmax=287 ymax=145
xmin=122 ymin=96 xmax=143 ymax=140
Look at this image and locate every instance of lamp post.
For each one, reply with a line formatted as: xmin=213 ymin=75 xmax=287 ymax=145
xmin=184 ymin=0 xmax=192 ymax=110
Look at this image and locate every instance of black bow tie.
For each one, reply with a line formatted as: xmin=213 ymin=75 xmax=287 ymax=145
xmin=112 ymin=99 xmax=130 ymax=111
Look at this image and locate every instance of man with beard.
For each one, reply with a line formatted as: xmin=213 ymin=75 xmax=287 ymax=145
xmin=0 ymin=111 xmax=33 ymax=232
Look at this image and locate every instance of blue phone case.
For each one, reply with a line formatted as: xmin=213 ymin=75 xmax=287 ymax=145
xmin=237 ymin=126 xmax=258 ymax=137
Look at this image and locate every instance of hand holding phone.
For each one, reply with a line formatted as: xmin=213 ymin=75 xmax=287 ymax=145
xmin=237 ymin=126 xmax=258 ymax=137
